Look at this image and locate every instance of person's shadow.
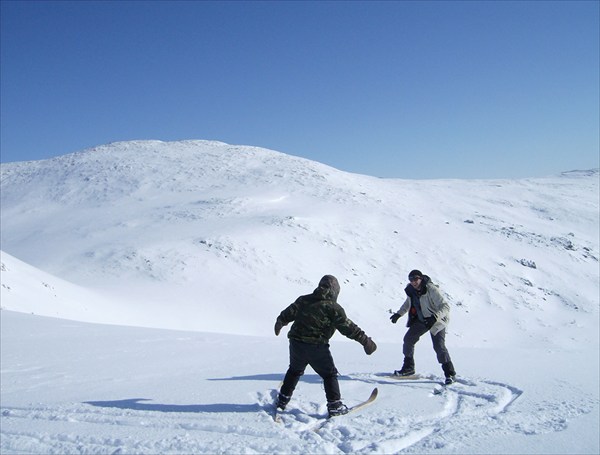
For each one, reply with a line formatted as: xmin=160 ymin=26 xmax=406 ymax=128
xmin=84 ymin=398 xmax=263 ymax=414
xmin=206 ymin=372 xmax=323 ymax=384
xmin=84 ymin=372 xmax=339 ymax=413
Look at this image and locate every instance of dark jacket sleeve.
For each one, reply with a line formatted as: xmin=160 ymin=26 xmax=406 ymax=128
xmin=277 ymin=299 xmax=300 ymax=325
xmin=331 ymin=303 xmax=366 ymax=341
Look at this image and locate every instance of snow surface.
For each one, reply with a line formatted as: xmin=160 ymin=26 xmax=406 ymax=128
xmin=1 ymin=140 xmax=599 ymax=454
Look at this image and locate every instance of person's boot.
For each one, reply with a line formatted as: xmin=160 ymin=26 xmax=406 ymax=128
xmin=442 ymin=361 xmax=456 ymax=385
xmin=327 ymin=400 xmax=349 ymax=418
xmin=394 ymin=356 xmax=415 ymax=376
xmin=276 ymin=392 xmax=291 ymax=410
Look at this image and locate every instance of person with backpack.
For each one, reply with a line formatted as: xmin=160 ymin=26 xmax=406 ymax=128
xmin=274 ymin=275 xmax=377 ymax=417
xmin=390 ymin=269 xmax=457 ymax=384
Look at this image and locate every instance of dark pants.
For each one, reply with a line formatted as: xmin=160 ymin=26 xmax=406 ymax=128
xmin=403 ymin=320 xmax=452 ymax=364
xmin=280 ymin=339 xmax=341 ymax=402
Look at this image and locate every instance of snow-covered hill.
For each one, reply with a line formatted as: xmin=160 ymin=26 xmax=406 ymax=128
xmin=1 ymin=140 xmax=598 ymax=345
xmin=1 ymin=140 xmax=599 ymax=454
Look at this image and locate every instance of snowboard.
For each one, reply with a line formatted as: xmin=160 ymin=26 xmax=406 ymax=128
xmin=432 ymin=377 xmax=456 ymax=395
xmin=311 ymin=387 xmax=378 ymax=432
xmin=386 ymin=373 xmax=424 ymax=380
xmin=432 ymin=384 xmax=447 ymax=395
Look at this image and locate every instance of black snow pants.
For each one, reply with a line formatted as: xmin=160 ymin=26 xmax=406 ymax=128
xmin=403 ymin=320 xmax=452 ymax=364
xmin=280 ymin=339 xmax=341 ymax=402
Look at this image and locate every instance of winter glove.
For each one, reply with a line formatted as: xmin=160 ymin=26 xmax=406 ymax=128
xmin=356 ymin=333 xmax=377 ymax=355
xmin=390 ymin=313 xmax=401 ymax=324
xmin=362 ymin=337 xmax=377 ymax=355
xmin=424 ymin=316 xmax=436 ymax=329
xmin=274 ymin=318 xmax=284 ymax=336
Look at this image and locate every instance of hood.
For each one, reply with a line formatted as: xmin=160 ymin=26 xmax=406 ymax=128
xmin=314 ymin=275 xmax=341 ymax=302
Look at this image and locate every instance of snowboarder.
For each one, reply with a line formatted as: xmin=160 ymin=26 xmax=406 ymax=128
xmin=274 ymin=275 xmax=377 ymax=417
xmin=390 ymin=269 xmax=457 ymax=384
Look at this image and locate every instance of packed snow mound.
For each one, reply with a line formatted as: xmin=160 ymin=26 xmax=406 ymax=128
xmin=1 ymin=140 xmax=598 ymax=346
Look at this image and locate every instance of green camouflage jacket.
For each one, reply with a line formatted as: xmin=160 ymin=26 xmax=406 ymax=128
xmin=276 ymin=275 xmax=366 ymax=344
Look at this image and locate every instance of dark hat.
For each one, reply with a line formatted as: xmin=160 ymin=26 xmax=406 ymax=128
xmin=408 ymin=269 xmax=423 ymax=280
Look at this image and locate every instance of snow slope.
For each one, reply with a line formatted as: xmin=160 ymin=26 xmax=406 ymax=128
xmin=1 ymin=309 xmax=598 ymax=455
xmin=1 ymin=140 xmax=599 ymax=454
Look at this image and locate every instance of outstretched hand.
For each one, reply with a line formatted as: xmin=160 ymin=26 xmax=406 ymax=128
xmin=390 ymin=313 xmax=400 ymax=324
xmin=274 ymin=319 xmax=284 ymax=336
xmin=363 ymin=337 xmax=377 ymax=355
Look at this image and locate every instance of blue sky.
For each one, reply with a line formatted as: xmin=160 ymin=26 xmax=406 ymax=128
xmin=1 ymin=1 xmax=598 ymax=179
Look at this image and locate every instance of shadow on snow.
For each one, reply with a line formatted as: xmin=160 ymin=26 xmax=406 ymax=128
xmin=84 ymin=398 xmax=264 ymax=413
xmin=207 ymin=372 xmax=321 ymax=384
xmin=84 ymin=372 xmax=404 ymax=413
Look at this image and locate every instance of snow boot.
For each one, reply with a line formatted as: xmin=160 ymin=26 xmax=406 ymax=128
xmin=276 ymin=392 xmax=290 ymax=410
xmin=442 ymin=361 xmax=456 ymax=385
xmin=393 ymin=356 xmax=415 ymax=376
xmin=327 ymin=400 xmax=349 ymax=418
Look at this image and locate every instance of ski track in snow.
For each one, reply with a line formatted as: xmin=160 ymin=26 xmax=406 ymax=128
xmin=2 ymin=373 xmax=596 ymax=455
xmin=1 ymin=376 xmax=524 ymax=455
xmin=255 ymin=375 xmax=527 ymax=454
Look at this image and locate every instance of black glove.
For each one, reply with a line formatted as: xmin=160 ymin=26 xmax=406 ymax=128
xmin=424 ymin=316 xmax=436 ymax=329
xmin=274 ymin=319 xmax=284 ymax=336
xmin=390 ymin=313 xmax=401 ymax=324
